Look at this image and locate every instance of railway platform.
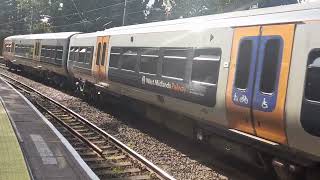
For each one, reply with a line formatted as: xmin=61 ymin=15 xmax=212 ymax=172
xmin=0 ymin=78 xmax=98 ymax=180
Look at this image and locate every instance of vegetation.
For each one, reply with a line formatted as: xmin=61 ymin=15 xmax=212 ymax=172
xmin=0 ymin=0 xmax=301 ymax=36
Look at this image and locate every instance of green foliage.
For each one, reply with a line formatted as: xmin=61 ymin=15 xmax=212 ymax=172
xmin=0 ymin=0 xmax=299 ymax=36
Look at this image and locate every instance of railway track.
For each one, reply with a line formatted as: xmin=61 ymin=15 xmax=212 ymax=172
xmin=0 ymin=73 xmax=175 ymax=180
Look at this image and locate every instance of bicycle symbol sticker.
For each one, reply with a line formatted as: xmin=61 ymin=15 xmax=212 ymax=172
xmin=239 ymin=95 xmax=249 ymax=104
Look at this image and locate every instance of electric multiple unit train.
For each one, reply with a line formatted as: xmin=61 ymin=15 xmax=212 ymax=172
xmin=3 ymin=2 xmax=320 ymax=179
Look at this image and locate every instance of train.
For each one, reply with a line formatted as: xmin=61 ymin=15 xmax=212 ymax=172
xmin=3 ymin=2 xmax=320 ymax=179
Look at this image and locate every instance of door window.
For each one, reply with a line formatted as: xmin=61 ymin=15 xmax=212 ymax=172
xmin=260 ymin=39 xmax=281 ymax=94
xmin=101 ymin=43 xmax=107 ymax=66
xmin=96 ymin=43 xmax=102 ymax=65
xmin=234 ymin=40 xmax=253 ymax=89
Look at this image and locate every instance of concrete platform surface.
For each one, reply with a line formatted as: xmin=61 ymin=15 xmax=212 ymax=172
xmin=0 ymin=77 xmax=99 ymax=180
xmin=0 ymin=101 xmax=30 ymax=180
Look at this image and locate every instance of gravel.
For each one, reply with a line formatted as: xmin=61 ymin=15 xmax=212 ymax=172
xmin=1 ymin=69 xmax=242 ymax=180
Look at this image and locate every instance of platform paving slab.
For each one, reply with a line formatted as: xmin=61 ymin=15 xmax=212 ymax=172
xmin=0 ymin=101 xmax=30 ymax=180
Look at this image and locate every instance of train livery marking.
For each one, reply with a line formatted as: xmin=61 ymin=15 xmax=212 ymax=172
xmin=141 ymin=75 xmax=206 ymax=96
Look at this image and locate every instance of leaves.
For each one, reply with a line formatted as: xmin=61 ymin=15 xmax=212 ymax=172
xmin=0 ymin=0 xmax=300 ymax=36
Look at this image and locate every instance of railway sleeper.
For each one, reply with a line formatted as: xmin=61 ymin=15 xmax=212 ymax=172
xmin=80 ymin=136 xmax=102 ymax=141
xmin=74 ymin=129 xmax=91 ymax=133
xmin=107 ymin=175 xmax=152 ymax=180
xmin=77 ymin=132 xmax=96 ymax=136
xmin=89 ymin=140 xmax=106 ymax=145
xmin=57 ymin=114 xmax=74 ymax=119
xmin=68 ymin=122 xmax=84 ymax=126
xmin=71 ymin=140 xmax=105 ymax=147
xmin=90 ymin=161 xmax=133 ymax=169
xmin=84 ymin=154 xmax=126 ymax=162
xmin=59 ymin=117 xmax=76 ymax=121
xmin=75 ymin=145 xmax=113 ymax=151
xmin=95 ymin=168 xmax=141 ymax=176
xmin=69 ymin=125 xmax=86 ymax=129
xmin=78 ymin=151 xmax=100 ymax=157
xmin=102 ymin=150 xmax=120 ymax=156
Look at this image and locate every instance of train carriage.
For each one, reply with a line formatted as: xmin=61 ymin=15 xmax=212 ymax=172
xmin=66 ymin=2 xmax=320 ymax=175
xmin=4 ymin=32 xmax=79 ymax=80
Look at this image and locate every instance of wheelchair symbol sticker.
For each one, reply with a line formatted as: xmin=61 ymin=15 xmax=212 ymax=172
xmin=261 ymin=98 xmax=269 ymax=109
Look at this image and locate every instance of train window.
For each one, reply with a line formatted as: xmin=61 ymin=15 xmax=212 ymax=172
xmin=69 ymin=47 xmax=75 ymax=61
xmin=79 ymin=48 xmax=86 ymax=63
xmin=45 ymin=47 xmax=51 ymax=58
xmin=162 ymin=48 xmax=188 ymax=79
xmin=51 ymin=47 xmax=57 ymax=60
xmin=72 ymin=47 xmax=79 ymax=62
xmin=260 ymin=39 xmax=281 ymax=93
xmin=121 ymin=48 xmax=138 ymax=71
xmin=5 ymin=44 xmax=9 ymax=52
xmin=41 ymin=45 xmax=46 ymax=59
xmin=14 ymin=44 xmax=19 ymax=54
xmin=191 ymin=48 xmax=221 ymax=84
xmin=96 ymin=43 xmax=102 ymax=65
xmin=140 ymin=48 xmax=159 ymax=74
xmin=6 ymin=44 xmax=12 ymax=52
xmin=101 ymin=43 xmax=107 ymax=66
xmin=305 ymin=51 xmax=320 ymax=102
xmin=110 ymin=47 xmax=121 ymax=68
xmin=56 ymin=46 xmax=63 ymax=60
xmin=85 ymin=47 xmax=93 ymax=64
xmin=234 ymin=40 xmax=253 ymax=89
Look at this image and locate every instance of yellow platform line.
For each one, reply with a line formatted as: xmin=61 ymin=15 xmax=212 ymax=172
xmin=0 ymin=102 xmax=30 ymax=180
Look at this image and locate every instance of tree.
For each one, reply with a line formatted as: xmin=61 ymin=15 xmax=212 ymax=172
xmin=0 ymin=0 xmax=302 ymax=37
xmin=15 ymin=0 xmax=52 ymax=33
xmin=144 ymin=0 xmax=300 ymax=20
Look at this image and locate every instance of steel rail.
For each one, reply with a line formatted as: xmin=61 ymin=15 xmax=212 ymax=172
xmin=35 ymin=103 xmax=104 ymax=155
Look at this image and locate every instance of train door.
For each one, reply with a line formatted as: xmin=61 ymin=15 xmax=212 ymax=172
xmin=93 ymin=36 xmax=109 ymax=82
xmin=33 ymin=40 xmax=41 ymax=61
xmin=226 ymin=24 xmax=295 ymax=144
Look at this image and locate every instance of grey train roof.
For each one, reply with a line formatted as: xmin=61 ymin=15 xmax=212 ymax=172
xmin=103 ymin=2 xmax=320 ymax=35
xmin=5 ymin=32 xmax=80 ymax=41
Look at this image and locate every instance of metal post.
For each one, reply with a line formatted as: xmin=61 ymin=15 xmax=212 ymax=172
xmin=30 ymin=0 xmax=33 ymax=33
xmin=122 ymin=0 xmax=127 ymax=26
